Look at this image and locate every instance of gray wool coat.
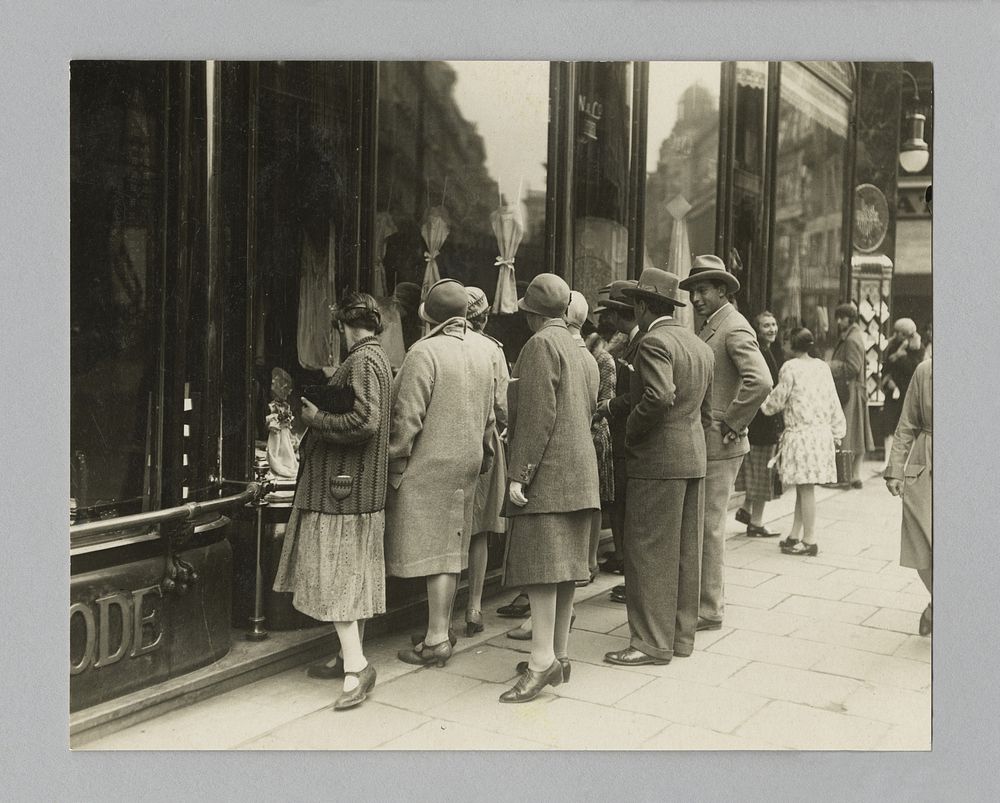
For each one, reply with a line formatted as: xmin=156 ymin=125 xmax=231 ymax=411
xmin=507 ymin=318 xmax=600 ymax=515
xmin=383 ymin=318 xmax=497 ymax=578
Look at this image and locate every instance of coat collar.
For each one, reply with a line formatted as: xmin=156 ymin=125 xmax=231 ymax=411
xmin=700 ymin=302 xmax=734 ymax=340
xmin=348 ymin=334 xmax=383 ymax=355
xmin=421 ymin=316 xmax=469 ymax=341
xmin=539 ymin=318 xmax=568 ymax=332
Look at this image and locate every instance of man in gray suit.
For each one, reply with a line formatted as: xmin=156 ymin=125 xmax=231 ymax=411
xmin=604 ymin=268 xmax=714 ymax=666
xmin=680 ymin=255 xmax=772 ymax=631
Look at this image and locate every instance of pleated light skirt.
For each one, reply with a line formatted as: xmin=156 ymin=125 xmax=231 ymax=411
xmin=273 ymin=507 xmax=386 ymax=621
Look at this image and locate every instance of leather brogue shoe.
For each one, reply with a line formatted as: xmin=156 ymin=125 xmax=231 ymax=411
xmin=696 ymin=617 xmax=722 ymax=632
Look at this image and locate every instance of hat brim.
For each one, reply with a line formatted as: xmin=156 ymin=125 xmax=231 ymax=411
xmin=594 ymin=299 xmax=636 ymax=313
xmin=678 ymin=270 xmax=740 ymax=293
xmin=418 ymin=302 xmax=438 ymax=326
xmin=517 ymin=297 xmax=562 ymax=317
xmin=620 ymin=287 xmax=687 ymax=308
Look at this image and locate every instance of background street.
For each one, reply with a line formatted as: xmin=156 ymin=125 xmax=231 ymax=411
xmin=81 ymin=469 xmax=930 ymax=751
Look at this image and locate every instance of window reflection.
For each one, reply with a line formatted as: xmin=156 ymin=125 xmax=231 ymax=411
xmin=772 ymin=62 xmax=849 ymax=353
xmin=644 ymin=62 xmax=721 ymax=323
xmin=376 ymin=61 xmax=549 ymax=360
xmin=731 ymin=62 xmax=768 ymax=309
xmin=70 ymin=63 xmax=164 ymax=518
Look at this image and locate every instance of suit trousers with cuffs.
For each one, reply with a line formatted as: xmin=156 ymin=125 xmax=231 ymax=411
xmin=699 ymin=455 xmax=744 ymax=624
xmin=624 ymin=476 xmax=704 ymax=660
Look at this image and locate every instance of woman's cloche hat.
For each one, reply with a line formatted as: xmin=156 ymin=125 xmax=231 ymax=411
xmin=518 ymin=273 xmax=571 ymax=318
xmin=419 ymin=278 xmax=470 ymax=325
xmin=465 ymin=286 xmax=490 ymax=319
xmin=621 ymin=267 xmax=687 ymax=307
xmin=565 ymin=290 xmax=590 ymax=328
xmin=678 ymin=254 xmax=740 ymax=293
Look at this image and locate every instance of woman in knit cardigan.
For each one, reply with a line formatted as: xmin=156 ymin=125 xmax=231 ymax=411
xmin=273 ymin=292 xmax=393 ymax=711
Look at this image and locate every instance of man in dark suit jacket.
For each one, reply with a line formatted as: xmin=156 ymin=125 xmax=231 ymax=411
xmin=603 ymin=268 xmax=714 ymax=666
xmin=680 ymin=255 xmax=772 ymax=631
xmin=594 ymin=279 xmax=641 ymax=580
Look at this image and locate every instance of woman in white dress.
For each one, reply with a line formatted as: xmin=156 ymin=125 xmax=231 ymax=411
xmin=760 ymin=327 xmax=847 ymax=556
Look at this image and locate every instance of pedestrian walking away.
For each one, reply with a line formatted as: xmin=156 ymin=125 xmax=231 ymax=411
xmin=384 ymin=278 xmax=497 ymax=669
xmin=272 ymin=292 xmax=393 ymax=711
xmin=759 ymin=327 xmax=846 ymax=557
xmin=680 ymin=255 xmax=772 ymax=632
xmin=603 ymin=268 xmax=713 ymax=667
xmin=500 ymin=273 xmax=600 ymax=703
xmin=884 ymin=359 xmax=933 ymax=635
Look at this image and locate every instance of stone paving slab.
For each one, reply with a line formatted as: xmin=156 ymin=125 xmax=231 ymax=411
xmin=707 ymin=629 xmax=834 ymax=670
xmin=376 ymin=718 xmax=550 ymax=750
xmin=617 ymin=676 xmax=769 ymax=733
xmin=810 ymin=647 xmax=931 ymax=691
xmin=772 ymin=594 xmax=880 ymax=625
xmin=423 ymin=681 xmax=667 ymax=750
xmin=862 ymin=606 xmax=922 ymax=635
xmin=789 ymin=619 xmax=909 ymax=655
xmin=735 ymin=699 xmax=892 ymax=750
xmin=720 ymin=603 xmax=813 ymax=636
xmin=642 ymin=722 xmax=787 ymax=750
xmin=237 ymin=701 xmax=428 ymax=750
xmin=756 ymin=573 xmax=858 ymax=602
xmin=721 ymin=661 xmax=862 ymax=710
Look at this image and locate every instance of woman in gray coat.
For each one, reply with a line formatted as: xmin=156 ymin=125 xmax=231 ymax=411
xmin=384 ymin=279 xmax=496 ymax=668
xmin=500 ymin=274 xmax=601 ymax=703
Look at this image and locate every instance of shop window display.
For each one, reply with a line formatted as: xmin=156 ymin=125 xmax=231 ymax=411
xmin=643 ymin=62 xmax=721 ymax=325
xmin=771 ymin=62 xmax=850 ymax=354
xmin=572 ymin=62 xmax=635 ymax=307
xmin=252 ymin=63 xmax=356 ymax=452
xmin=376 ymin=61 xmax=550 ymax=363
xmin=70 ymin=62 xmax=166 ymax=520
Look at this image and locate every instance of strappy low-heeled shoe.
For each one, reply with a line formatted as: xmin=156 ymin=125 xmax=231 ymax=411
xmin=499 ymin=659 xmax=563 ymax=703
xmin=410 ymin=628 xmax=457 ymax=648
xmin=465 ymin=609 xmax=484 ymax=637
xmin=332 ymin=663 xmax=376 ymax=711
xmin=517 ymin=657 xmax=571 ymax=683
xmin=397 ymin=638 xmax=453 ymax=668
xmin=307 ymin=655 xmax=344 ymax=679
xmin=496 ymin=594 xmax=530 ymax=618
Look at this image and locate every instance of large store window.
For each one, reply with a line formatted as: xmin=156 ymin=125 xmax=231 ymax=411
xmin=70 ymin=62 xmax=166 ymax=520
xmin=643 ymin=62 xmax=721 ymax=322
xmin=771 ymin=62 xmax=850 ymax=354
xmin=572 ymin=62 xmax=634 ymax=306
xmin=729 ymin=62 xmax=769 ymax=312
xmin=376 ymin=61 xmax=550 ymax=359
xmin=251 ymin=62 xmax=357 ymax=447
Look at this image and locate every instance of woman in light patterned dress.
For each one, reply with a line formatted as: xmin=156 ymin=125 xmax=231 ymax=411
xmin=759 ymin=327 xmax=846 ymax=556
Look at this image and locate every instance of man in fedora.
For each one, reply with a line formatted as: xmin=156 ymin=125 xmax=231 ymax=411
xmin=679 ymin=255 xmax=772 ymax=632
xmin=593 ymin=280 xmax=640 ymax=587
xmin=603 ymin=268 xmax=714 ymax=666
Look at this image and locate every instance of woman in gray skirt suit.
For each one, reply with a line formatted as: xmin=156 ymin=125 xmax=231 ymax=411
xmin=500 ymin=274 xmax=601 ymax=703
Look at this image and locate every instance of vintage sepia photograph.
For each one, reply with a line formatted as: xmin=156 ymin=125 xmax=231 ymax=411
xmin=68 ymin=59 xmax=932 ymax=751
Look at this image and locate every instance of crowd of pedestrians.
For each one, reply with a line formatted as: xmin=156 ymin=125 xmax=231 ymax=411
xmin=271 ymin=257 xmax=932 ymax=712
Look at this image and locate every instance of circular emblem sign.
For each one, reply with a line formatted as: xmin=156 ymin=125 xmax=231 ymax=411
xmin=853 ymin=183 xmax=889 ymax=253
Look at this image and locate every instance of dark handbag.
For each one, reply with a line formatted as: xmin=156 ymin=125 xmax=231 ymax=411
xmin=771 ymin=467 xmax=784 ymax=498
xmin=835 ymin=448 xmax=854 ymax=485
xmin=303 ymin=384 xmax=356 ymax=414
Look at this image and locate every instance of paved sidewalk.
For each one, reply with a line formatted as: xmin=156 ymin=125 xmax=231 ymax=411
xmin=81 ymin=467 xmax=931 ymax=751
